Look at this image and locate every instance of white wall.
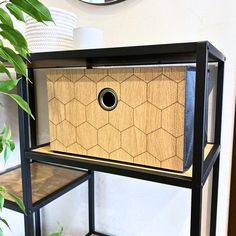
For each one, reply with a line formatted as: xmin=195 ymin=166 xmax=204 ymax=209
xmin=1 ymin=0 xmax=236 ymax=235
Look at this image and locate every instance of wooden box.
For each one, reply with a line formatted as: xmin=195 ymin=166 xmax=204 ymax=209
xmin=47 ymin=66 xmax=196 ymax=172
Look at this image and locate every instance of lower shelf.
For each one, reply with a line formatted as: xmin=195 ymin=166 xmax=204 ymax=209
xmin=1 ymin=162 xmax=89 ymax=212
xmin=27 ymin=144 xmax=214 ymax=189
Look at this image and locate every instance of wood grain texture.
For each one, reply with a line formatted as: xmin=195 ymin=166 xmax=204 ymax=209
xmin=32 ymin=144 xmax=213 ymax=178
xmin=0 ymin=162 xmax=86 ymax=203
xmin=47 ymin=66 xmax=189 ymax=171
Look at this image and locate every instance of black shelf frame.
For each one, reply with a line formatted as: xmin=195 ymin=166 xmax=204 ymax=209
xmin=5 ymin=41 xmax=224 ymax=236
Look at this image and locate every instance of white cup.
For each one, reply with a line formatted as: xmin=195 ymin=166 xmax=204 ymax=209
xmin=73 ymin=27 xmax=103 ymax=49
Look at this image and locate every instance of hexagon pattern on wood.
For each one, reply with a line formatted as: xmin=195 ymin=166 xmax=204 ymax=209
xmin=162 ymin=103 xmax=184 ymax=137
xmin=108 ymin=68 xmax=133 ymax=82
xmin=148 ymin=74 xmax=177 ymax=109
xmin=147 ymin=129 xmax=176 ymax=161
xmin=88 ymin=145 xmax=108 ymax=159
xmin=121 ymin=75 xmax=146 ymax=108
xmin=48 ymin=98 xmax=65 ymax=125
xmin=47 ymin=66 xmax=188 ymax=171
xmin=110 ymin=149 xmax=133 ymax=163
xmin=57 ymin=121 xmax=76 ymax=147
xmin=77 ymin=122 xmax=97 ymax=149
xmin=86 ymin=101 xmax=108 ymax=129
xmin=97 ymin=76 xmax=121 ymax=98
xmin=54 ymin=77 xmax=74 ymax=104
xmin=98 ymin=125 xmax=120 ymax=153
xmin=65 ymin=99 xmax=86 ymax=126
xmin=109 ymin=101 xmax=133 ymax=131
xmin=75 ymin=76 xmax=96 ymax=105
xmin=121 ymin=127 xmax=146 ymax=156
xmin=134 ymin=102 xmax=161 ymax=134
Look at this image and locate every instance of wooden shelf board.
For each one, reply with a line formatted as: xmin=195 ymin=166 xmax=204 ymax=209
xmin=31 ymin=144 xmax=213 ymax=178
xmin=0 ymin=162 xmax=87 ymax=203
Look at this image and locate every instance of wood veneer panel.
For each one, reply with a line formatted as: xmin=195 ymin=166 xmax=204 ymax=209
xmin=47 ymin=66 xmax=195 ymax=172
xmin=0 ymin=162 xmax=86 ymax=203
xmin=32 ymin=144 xmax=213 ymax=178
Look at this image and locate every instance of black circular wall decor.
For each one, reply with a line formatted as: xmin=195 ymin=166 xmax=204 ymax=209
xmin=80 ymin=0 xmax=126 ymax=5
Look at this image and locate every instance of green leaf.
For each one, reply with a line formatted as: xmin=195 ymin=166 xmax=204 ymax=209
xmin=6 ymin=94 xmax=34 ymax=119
xmin=0 ymin=79 xmax=19 ymax=93
xmin=49 ymin=222 xmax=63 ymax=236
xmin=6 ymin=3 xmax=25 ymax=22
xmin=8 ymin=140 xmax=15 ymax=151
xmin=0 ymin=218 xmax=11 ymax=232
xmin=0 ymin=125 xmax=6 ymax=135
xmin=0 ymin=8 xmax=13 ymax=27
xmin=0 ymin=141 xmax=3 ymax=154
xmin=0 ymin=195 xmax=4 ymax=211
xmin=0 ymin=186 xmax=7 ymax=194
xmin=0 ymin=47 xmax=27 ymax=77
xmin=10 ymin=0 xmax=53 ymax=22
xmin=5 ymin=128 xmax=11 ymax=141
xmin=49 ymin=233 xmax=61 ymax=236
xmin=7 ymin=192 xmax=25 ymax=214
xmin=3 ymin=144 xmax=11 ymax=162
xmin=0 ymin=227 xmax=3 ymax=236
xmin=0 ymin=61 xmax=13 ymax=80
xmin=0 ymin=24 xmax=29 ymax=58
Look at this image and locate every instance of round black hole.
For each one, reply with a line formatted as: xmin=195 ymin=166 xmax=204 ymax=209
xmin=98 ymin=88 xmax=118 ymax=111
xmin=102 ymin=91 xmax=115 ymax=108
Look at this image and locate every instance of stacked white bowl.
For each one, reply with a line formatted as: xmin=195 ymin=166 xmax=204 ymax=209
xmin=25 ymin=7 xmax=77 ymax=53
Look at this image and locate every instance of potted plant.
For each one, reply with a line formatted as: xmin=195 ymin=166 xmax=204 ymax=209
xmin=0 ymin=0 xmax=63 ymax=235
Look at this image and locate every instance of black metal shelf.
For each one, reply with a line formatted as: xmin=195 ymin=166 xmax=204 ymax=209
xmin=27 ymin=41 xmax=225 ymax=69
xmin=24 ymin=143 xmax=218 ymax=189
xmin=13 ymin=41 xmax=225 ymax=236
xmin=1 ymin=162 xmax=90 ymax=213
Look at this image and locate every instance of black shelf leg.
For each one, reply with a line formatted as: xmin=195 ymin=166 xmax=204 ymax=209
xmin=88 ymin=171 xmax=95 ymax=233
xmin=35 ymin=209 xmax=41 ymax=236
xmin=210 ymin=156 xmax=220 ymax=236
xmin=24 ymin=213 xmax=35 ymax=236
xmin=17 ymin=77 xmax=34 ymax=236
xmin=191 ymin=185 xmax=203 ymax=236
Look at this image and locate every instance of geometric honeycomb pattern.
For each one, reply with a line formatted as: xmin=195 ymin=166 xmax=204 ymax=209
xmin=47 ymin=66 xmax=187 ymax=172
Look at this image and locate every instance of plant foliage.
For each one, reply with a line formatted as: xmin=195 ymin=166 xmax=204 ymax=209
xmin=0 ymin=0 xmax=58 ymax=235
xmin=49 ymin=223 xmax=64 ymax=236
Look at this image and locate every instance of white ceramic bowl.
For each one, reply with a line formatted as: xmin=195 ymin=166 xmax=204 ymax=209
xmin=29 ymin=41 xmax=72 ymax=45
xmin=26 ymin=7 xmax=77 ymax=53
xmin=27 ymin=37 xmax=73 ymax=43
xmin=45 ymin=7 xmax=77 ymax=19
xmin=25 ymin=34 xmax=73 ymax=41
xmin=26 ymin=13 xmax=77 ymax=21
xmin=28 ymin=42 xmax=73 ymax=47
xmin=25 ymin=7 xmax=77 ymax=22
xmin=25 ymin=28 xmax=73 ymax=37
xmin=26 ymin=18 xmax=77 ymax=27
xmin=25 ymin=25 xmax=74 ymax=31
xmin=29 ymin=46 xmax=73 ymax=53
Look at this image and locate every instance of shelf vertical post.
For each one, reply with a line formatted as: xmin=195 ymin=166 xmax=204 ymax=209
xmin=88 ymin=170 xmax=95 ymax=233
xmin=214 ymin=60 xmax=225 ymax=145
xmin=28 ymin=68 xmax=37 ymax=148
xmin=35 ymin=209 xmax=41 ymax=236
xmin=190 ymin=42 xmax=209 ymax=236
xmin=210 ymin=59 xmax=225 ymax=236
xmin=17 ymin=75 xmax=35 ymax=236
xmin=210 ymin=156 xmax=220 ymax=236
